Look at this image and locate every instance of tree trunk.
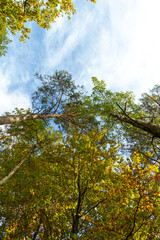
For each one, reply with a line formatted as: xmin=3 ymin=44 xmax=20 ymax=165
xmin=111 ymin=113 xmax=160 ymax=138
xmin=0 ymin=113 xmax=72 ymax=126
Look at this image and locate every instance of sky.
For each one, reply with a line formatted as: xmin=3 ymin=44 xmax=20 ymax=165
xmin=0 ymin=0 xmax=160 ymax=115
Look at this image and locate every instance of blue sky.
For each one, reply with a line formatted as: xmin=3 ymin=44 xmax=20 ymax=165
xmin=1 ymin=0 xmax=160 ymax=114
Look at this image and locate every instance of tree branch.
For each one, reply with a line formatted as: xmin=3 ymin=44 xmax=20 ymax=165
xmin=146 ymin=93 xmax=160 ymax=107
xmin=125 ymin=194 xmax=143 ymax=240
xmin=0 ymin=145 xmax=36 ymax=186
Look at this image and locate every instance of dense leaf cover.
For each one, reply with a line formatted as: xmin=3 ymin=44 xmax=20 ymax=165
xmin=0 ymin=73 xmax=160 ymax=239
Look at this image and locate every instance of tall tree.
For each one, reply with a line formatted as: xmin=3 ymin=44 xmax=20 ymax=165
xmin=0 ymin=71 xmax=85 ymax=126
xmin=0 ymin=71 xmax=98 ymax=186
xmin=0 ymin=71 xmax=97 ymax=133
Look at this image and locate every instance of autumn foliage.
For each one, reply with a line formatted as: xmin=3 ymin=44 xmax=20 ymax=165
xmin=1 ymin=0 xmax=159 ymax=238
xmin=0 ymin=74 xmax=160 ymax=239
xmin=0 ymin=125 xmax=159 ymax=239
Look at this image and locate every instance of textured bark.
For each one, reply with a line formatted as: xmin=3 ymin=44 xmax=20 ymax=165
xmin=111 ymin=113 xmax=160 ymax=138
xmin=0 ymin=113 xmax=72 ymax=126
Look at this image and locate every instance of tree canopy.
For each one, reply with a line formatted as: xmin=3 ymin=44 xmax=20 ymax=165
xmin=0 ymin=72 xmax=160 ymax=239
xmin=1 ymin=125 xmax=159 ymax=239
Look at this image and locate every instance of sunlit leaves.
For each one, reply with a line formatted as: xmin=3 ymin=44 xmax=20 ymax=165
xmin=1 ymin=122 xmax=159 ymax=239
xmin=0 ymin=0 xmax=96 ymax=43
xmin=83 ymin=153 xmax=160 ymax=239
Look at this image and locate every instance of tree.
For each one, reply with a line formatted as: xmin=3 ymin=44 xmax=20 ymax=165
xmin=0 ymin=0 xmax=96 ymax=43
xmin=90 ymin=78 xmax=160 ymax=163
xmin=0 ymin=70 xmax=97 ymax=133
xmin=0 ymin=71 xmax=84 ymax=126
xmin=0 ymin=70 xmax=96 ymax=185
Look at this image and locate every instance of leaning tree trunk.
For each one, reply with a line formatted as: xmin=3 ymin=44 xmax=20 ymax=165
xmin=0 ymin=113 xmax=73 ymax=126
xmin=111 ymin=113 xmax=160 ymax=138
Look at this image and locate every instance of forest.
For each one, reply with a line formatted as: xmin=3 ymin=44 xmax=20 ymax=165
xmin=0 ymin=0 xmax=160 ymax=239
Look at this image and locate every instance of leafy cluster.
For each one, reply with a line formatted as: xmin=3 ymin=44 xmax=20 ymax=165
xmin=0 ymin=0 xmax=96 ymax=53
xmin=0 ymin=27 xmax=12 ymax=56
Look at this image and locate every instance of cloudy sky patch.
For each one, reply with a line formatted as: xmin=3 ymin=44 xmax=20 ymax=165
xmin=0 ymin=0 xmax=160 ymax=114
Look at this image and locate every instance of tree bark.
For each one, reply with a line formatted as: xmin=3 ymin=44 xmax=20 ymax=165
xmin=0 ymin=113 xmax=72 ymax=126
xmin=111 ymin=113 xmax=160 ymax=138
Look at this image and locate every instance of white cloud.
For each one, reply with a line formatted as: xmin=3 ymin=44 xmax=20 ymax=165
xmin=44 ymin=5 xmax=96 ymax=70
xmin=0 ymin=69 xmax=30 ymax=114
xmin=83 ymin=0 xmax=160 ymax=97
xmin=0 ymin=24 xmax=44 ymax=114
xmin=1 ymin=0 xmax=160 ymax=116
xmin=109 ymin=0 xmax=160 ymax=96
xmin=44 ymin=0 xmax=160 ymax=98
